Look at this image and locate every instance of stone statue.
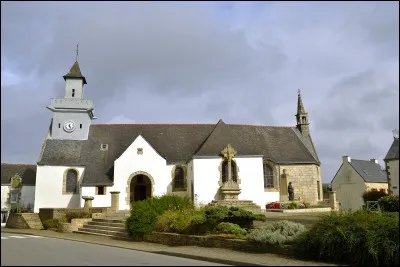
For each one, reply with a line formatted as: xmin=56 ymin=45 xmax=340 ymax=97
xmin=288 ymin=182 xmax=294 ymax=201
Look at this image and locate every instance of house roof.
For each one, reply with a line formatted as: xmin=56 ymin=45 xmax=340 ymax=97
xmin=384 ymin=138 xmax=399 ymax=161
xmin=37 ymin=121 xmax=320 ymax=186
xmin=349 ymin=159 xmax=387 ymax=183
xmin=1 ymin=164 xmax=37 ymax=186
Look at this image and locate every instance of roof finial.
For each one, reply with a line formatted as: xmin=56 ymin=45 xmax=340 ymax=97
xmin=75 ymin=43 xmax=79 ymax=62
xmin=298 ymin=88 xmax=301 ymax=96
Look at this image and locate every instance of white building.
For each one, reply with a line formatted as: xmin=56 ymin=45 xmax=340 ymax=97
xmin=331 ymin=156 xmax=388 ymax=211
xmin=384 ymin=133 xmax=399 ymax=195
xmin=32 ymin=59 xmax=323 ymax=213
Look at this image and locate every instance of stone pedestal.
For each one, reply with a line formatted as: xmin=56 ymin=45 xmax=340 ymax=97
xmin=110 ymin=191 xmax=120 ymax=212
xmin=82 ymin=196 xmax=94 ymax=212
xmin=329 ymin=191 xmax=338 ymax=211
xmin=220 ymin=180 xmax=241 ymax=200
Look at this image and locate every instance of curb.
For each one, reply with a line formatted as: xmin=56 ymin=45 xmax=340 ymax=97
xmin=1 ymin=229 xmax=263 ymax=266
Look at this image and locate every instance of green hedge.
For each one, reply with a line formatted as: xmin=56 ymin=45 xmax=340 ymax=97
xmin=362 ymin=190 xmax=388 ymax=203
xmin=126 ymin=194 xmax=194 ymax=237
xmin=293 ymin=210 xmax=399 ymax=266
xmin=379 ymin=195 xmax=399 ymax=212
xmin=216 ymin=222 xmax=247 ymax=235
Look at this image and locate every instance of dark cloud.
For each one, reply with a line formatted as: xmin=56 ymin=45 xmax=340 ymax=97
xmin=1 ymin=1 xmax=398 ymax=183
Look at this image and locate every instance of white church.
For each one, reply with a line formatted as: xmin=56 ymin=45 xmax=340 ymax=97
xmin=2 ymin=59 xmax=324 ymax=214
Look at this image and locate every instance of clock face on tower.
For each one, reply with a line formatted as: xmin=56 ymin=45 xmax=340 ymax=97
xmin=63 ymin=120 xmax=76 ymax=132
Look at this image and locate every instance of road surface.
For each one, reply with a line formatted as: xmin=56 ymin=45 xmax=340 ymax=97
xmin=1 ymin=233 xmax=229 ymax=266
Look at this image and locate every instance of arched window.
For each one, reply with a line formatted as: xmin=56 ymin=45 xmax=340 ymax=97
xmin=66 ymin=169 xmax=78 ymax=193
xmin=263 ymin=164 xmax=274 ymax=188
xmin=173 ymin=167 xmax=185 ymax=190
xmin=221 ymin=160 xmax=238 ymax=183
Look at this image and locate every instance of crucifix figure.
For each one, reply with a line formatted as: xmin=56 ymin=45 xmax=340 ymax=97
xmin=221 ymin=144 xmax=237 ymax=183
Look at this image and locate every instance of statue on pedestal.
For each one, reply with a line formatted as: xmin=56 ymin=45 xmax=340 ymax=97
xmin=288 ymin=182 xmax=294 ymax=201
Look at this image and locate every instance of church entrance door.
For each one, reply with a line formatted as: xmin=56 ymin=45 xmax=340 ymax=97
xmin=130 ymin=174 xmax=152 ymax=205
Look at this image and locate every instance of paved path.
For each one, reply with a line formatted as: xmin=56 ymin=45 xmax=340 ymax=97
xmin=1 ymin=228 xmax=340 ymax=266
xmin=1 ymin=233 xmax=227 ymax=266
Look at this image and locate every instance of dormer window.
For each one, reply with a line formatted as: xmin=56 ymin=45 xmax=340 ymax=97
xmin=72 ymin=89 xmax=75 ymax=97
xmin=100 ymin=144 xmax=108 ymax=151
xmin=137 ymin=148 xmax=143 ymax=155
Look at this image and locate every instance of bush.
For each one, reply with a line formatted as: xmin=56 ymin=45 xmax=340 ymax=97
xmin=64 ymin=210 xmax=91 ymax=223
xmin=248 ymin=220 xmax=306 ymax=246
xmin=362 ymin=190 xmax=388 ymax=203
xmin=379 ymin=195 xmax=399 ymax=212
xmin=126 ymin=194 xmax=194 ymax=237
xmin=216 ymin=222 xmax=247 ymax=235
xmin=155 ymin=209 xmax=202 ymax=234
xmin=293 ymin=210 xmax=399 ymax=266
xmin=288 ymin=202 xmax=298 ymax=209
xmin=42 ymin=219 xmax=62 ymax=230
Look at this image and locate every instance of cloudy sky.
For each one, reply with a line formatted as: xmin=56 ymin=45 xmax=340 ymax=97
xmin=1 ymin=1 xmax=399 ymax=183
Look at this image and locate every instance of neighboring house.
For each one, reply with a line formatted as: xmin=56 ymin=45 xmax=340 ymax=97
xmin=384 ymin=134 xmax=399 ymax=195
xmin=1 ymin=164 xmax=37 ymax=212
xmin=33 ymin=59 xmax=323 ymax=213
xmin=331 ymin=156 xmax=388 ymax=211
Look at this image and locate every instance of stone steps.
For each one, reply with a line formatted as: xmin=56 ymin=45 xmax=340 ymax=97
xmin=75 ymin=217 xmax=129 ymax=238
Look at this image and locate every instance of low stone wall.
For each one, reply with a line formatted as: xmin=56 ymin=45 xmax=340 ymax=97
xmin=5 ymin=213 xmax=43 ymax=230
xmin=39 ymin=207 xmax=112 ymax=222
xmin=139 ymin=232 xmax=293 ymax=256
xmin=265 ymin=207 xmax=332 ymax=213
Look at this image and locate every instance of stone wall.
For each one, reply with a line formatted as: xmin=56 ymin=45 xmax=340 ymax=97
xmin=39 ymin=207 xmax=111 ymax=222
xmin=5 ymin=213 xmax=43 ymax=229
xmin=278 ymin=164 xmax=321 ymax=205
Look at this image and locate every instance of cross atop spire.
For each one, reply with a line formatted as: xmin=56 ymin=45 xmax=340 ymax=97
xmin=75 ymin=43 xmax=79 ymax=62
xmin=63 ymin=44 xmax=87 ymax=85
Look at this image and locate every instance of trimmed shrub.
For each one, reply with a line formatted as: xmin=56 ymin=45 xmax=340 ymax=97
xmin=64 ymin=210 xmax=91 ymax=223
xmin=216 ymin=222 xmax=247 ymax=235
xmin=379 ymin=195 xmax=399 ymax=212
xmin=42 ymin=218 xmax=62 ymax=230
xmin=155 ymin=209 xmax=202 ymax=234
xmin=288 ymin=202 xmax=298 ymax=209
xmin=362 ymin=190 xmax=388 ymax=203
xmin=248 ymin=220 xmax=306 ymax=246
xmin=293 ymin=210 xmax=399 ymax=266
xmin=126 ymin=194 xmax=194 ymax=237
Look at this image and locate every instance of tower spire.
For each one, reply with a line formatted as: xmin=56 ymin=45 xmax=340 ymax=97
xmin=297 ymin=89 xmax=306 ymax=114
xmin=295 ymin=89 xmax=309 ymax=136
xmin=75 ymin=43 xmax=79 ymax=62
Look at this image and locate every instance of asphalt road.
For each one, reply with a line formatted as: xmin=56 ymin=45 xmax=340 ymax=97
xmin=1 ymin=233 xmax=229 ymax=266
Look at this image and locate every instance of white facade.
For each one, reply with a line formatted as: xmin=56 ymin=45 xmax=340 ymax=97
xmin=1 ymin=185 xmax=35 ymax=211
xmin=387 ymin=159 xmax=399 ymax=195
xmin=34 ymin=165 xmax=85 ymax=213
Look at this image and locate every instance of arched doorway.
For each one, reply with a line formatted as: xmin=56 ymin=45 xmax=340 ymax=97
xmin=130 ymin=174 xmax=152 ymax=204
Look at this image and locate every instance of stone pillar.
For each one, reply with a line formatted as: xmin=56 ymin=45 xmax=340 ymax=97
xmin=82 ymin=196 xmax=94 ymax=212
xmin=110 ymin=191 xmax=120 ymax=212
xmin=329 ymin=191 xmax=338 ymax=211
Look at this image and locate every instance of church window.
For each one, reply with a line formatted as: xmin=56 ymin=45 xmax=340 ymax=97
xmin=263 ymin=163 xmax=274 ymax=188
xmin=72 ymin=89 xmax=75 ymax=97
xmin=65 ymin=169 xmax=78 ymax=193
xmin=10 ymin=191 xmax=20 ymax=204
xmin=100 ymin=144 xmax=108 ymax=150
xmin=137 ymin=148 xmax=143 ymax=155
xmin=96 ymin=186 xmax=106 ymax=195
xmin=80 ymin=124 xmax=82 ymax=129
xmin=173 ymin=166 xmax=186 ymax=191
xmin=58 ymin=123 xmax=61 ymax=128
xmin=221 ymin=160 xmax=238 ymax=183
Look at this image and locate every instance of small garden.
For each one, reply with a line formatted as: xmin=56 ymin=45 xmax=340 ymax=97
xmin=126 ymin=194 xmax=399 ymax=266
xmin=265 ymin=201 xmax=308 ymax=209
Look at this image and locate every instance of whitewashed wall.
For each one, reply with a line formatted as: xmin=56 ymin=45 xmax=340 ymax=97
xmin=34 ymin=165 xmax=85 ymax=213
xmin=1 ymin=186 xmax=10 ymax=210
xmin=80 ymin=186 xmax=111 ymax=208
xmin=106 ymin=135 xmax=170 ymax=210
xmin=388 ymin=160 xmax=399 ymax=195
xmin=192 ymin=157 xmax=279 ymax=209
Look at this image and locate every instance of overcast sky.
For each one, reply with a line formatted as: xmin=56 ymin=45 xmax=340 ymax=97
xmin=1 ymin=1 xmax=399 ymax=183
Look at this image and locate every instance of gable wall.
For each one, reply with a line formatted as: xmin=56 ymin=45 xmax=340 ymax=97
xmin=387 ymin=159 xmax=399 ymax=195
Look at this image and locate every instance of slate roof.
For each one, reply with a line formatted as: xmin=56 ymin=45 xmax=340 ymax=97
xmin=63 ymin=61 xmax=87 ymax=84
xmin=384 ymin=138 xmax=399 ymax=161
xmin=349 ymin=159 xmax=387 ymax=183
xmin=1 ymin=164 xmax=37 ymax=186
xmin=37 ymin=120 xmax=320 ymax=186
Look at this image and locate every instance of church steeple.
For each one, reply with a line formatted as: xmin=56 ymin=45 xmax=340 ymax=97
xmin=62 ymin=44 xmax=87 ymax=99
xmin=295 ymin=90 xmax=310 ymax=136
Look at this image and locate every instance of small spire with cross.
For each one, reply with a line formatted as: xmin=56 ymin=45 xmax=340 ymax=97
xmin=298 ymin=88 xmax=301 ymax=96
xmin=75 ymin=43 xmax=79 ymax=62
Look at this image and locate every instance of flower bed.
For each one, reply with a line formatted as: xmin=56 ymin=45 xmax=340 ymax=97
xmin=265 ymin=201 xmax=306 ymax=210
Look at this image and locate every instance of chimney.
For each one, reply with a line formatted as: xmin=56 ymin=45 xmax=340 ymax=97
xmin=342 ymin=156 xmax=351 ymax=163
xmin=370 ymin=159 xmax=378 ymax=164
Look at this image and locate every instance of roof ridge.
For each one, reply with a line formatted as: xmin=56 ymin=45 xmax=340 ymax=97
xmin=91 ymin=123 xmax=296 ymax=128
xmin=228 ymin=124 xmax=296 ymax=128
xmin=193 ymin=120 xmax=225 ymax=156
xmin=1 ymin=163 xmax=36 ymax=166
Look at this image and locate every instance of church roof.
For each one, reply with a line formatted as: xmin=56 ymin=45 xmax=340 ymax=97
xmin=1 ymin=163 xmax=37 ymax=186
xmin=37 ymin=121 xmax=320 ymax=186
xmin=63 ymin=61 xmax=87 ymax=84
xmin=384 ymin=138 xmax=399 ymax=161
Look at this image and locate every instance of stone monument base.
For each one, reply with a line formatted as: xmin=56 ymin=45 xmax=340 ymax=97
xmin=208 ymin=199 xmax=262 ymax=214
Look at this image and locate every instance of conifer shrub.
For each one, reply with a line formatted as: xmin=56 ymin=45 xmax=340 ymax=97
xmin=293 ymin=210 xmax=399 ymax=266
xmin=215 ymin=222 xmax=247 ymax=235
xmin=126 ymin=194 xmax=194 ymax=237
xmin=248 ymin=220 xmax=306 ymax=245
xmin=378 ymin=195 xmax=399 ymax=212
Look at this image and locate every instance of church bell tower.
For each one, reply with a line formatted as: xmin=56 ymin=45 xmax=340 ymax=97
xmin=295 ymin=90 xmax=309 ymax=137
xmin=47 ymin=45 xmax=97 ymax=140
